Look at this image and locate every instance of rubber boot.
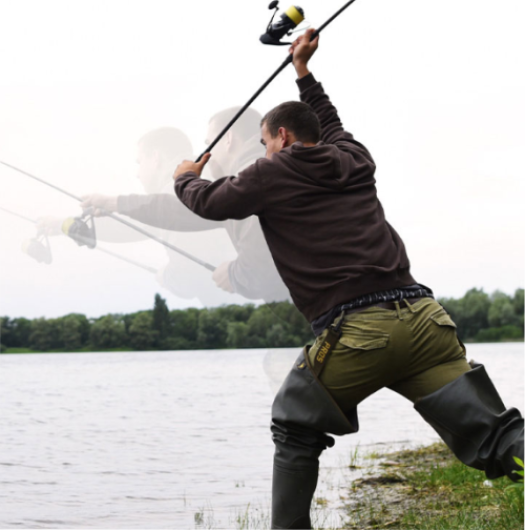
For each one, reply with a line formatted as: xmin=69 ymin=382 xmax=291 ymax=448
xmin=270 ymin=348 xmax=359 ymax=528
xmin=415 ymin=363 xmax=524 ymax=481
xmin=271 ymin=441 xmax=320 ymax=529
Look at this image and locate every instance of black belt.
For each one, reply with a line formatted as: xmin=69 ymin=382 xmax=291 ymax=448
xmin=361 ymin=296 xmax=424 ymax=312
xmin=311 ymin=284 xmax=434 ymax=337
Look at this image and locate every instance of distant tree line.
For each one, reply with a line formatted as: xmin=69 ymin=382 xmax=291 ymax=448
xmin=0 ymin=295 xmax=312 ymax=353
xmin=439 ymin=288 xmax=523 ymax=342
xmin=1 ymin=289 xmax=523 ymax=353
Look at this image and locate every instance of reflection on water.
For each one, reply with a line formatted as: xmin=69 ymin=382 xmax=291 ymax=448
xmin=0 ymin=343 xmax=523 ymax=528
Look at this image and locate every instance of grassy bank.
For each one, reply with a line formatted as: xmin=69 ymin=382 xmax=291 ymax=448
xmin=344 ymin=443 xmax=524 ymax=530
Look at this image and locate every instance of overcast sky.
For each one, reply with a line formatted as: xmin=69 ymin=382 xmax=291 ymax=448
xmin=0 ymin=0 xmax=523 ymax=319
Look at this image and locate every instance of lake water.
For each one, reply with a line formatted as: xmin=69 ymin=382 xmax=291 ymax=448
xmin=0 ymin=343 xmax=523 ymax=529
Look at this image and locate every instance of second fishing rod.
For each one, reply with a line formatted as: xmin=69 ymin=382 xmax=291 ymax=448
xmin=0 ymin=160 xmax=216 ymax=272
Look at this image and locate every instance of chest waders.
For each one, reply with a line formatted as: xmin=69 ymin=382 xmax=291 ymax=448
xmin=270 ymin=297 xmax=524 ymax=529
xmin=271 ymin=286 xmax=434 ymax=528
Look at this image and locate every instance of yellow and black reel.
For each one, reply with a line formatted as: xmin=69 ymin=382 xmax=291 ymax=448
xmin=260 ymin=2 xmax=306 ymax=46
xmin=62 ymin=212 xmax=97 ymax=249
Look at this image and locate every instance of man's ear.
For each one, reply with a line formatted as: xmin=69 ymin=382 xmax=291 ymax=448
xmin=278 ymin=127 xmax=288 ymax=148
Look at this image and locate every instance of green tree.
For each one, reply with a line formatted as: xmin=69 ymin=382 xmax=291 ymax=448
xmin=245 ymin=310 xmax=274 ymax=348
xmin=463 ymin=288 xmax=491 ymax=338
xmin=65 ymin=313 xmax=90 ymax=345
xmin=513 ymin=289 xmax=525 ymax=316
xmin=476 ymin=325 xmax=523 ymax=342
xmin=226 ymin=321 xmax=249 ymax=348
xmin=152 ymin=294 xmax=171 ymax=348
xmin=10 ymin=318 xmax=32 ymax=347
xmin=488 ymin=291 xmax=521 ymax=328
xmin=267 ymin=301 xmax=312 ymax=344
xmin=265 ymin=323 xmax=292 ymax=347
xmin=29 ymin=318 xmax=61 ymax=351
xmin=197 ymin=309 xmax=228 ymax=349
xmin=166 ymin=308 xmax=199 ymax=350
xmin=0 ymin=317 xmax=12 ymax=347
xmin=90 ymin=315 xmax=126 ymax=349
xmin=221 ymin=304 xmax=255 ymax=323
xmin=129 ymin=312 xmax=158 ymax=350
xmin=441 ymin=288 xmax=490 ymax=340
xmin=60 ymin=315 xmax=83 ymax=350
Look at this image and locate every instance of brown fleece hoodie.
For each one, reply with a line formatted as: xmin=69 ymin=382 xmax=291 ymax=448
xmin=175 ymin=73 xmax=416 ymax=322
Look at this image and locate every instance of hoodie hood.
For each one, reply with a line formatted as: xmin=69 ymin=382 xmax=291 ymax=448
xmin=274 ymin=140 xmax=375 ymax=191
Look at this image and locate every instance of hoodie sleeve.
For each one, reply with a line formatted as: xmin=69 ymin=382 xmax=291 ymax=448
xmin=117 ymin=193 xmax=223 ymax=232
xmin=297 ymin=73 xmax=374 ymax=163
xmin=174 ymin=162 xmax=265 ymax=221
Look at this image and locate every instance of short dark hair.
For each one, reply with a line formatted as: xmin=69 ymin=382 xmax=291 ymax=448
xmin=261 ymin=101 xmax=320 ymax=144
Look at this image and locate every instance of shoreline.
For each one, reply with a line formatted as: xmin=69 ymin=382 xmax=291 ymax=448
xmin=2 ymin=339 xmax=524 ymax=355
xmin=341 ymin=442 xmax=524 ymax=530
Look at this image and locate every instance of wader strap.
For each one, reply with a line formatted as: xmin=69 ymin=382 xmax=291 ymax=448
xmin=311 ymin=310 xmax=345 ymax=377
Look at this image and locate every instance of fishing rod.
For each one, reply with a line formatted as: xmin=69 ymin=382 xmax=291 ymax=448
xmin=196 ymin=0 xmax=358 ymax=162
xmin=0 ymin=160 xmax=216 ymax=272
xmin=0 ymin=204 xmax=158 ymax=274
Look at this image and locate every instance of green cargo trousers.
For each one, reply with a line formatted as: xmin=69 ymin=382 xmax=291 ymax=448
xmin=308 ymin=297 xmax=471 ymax=415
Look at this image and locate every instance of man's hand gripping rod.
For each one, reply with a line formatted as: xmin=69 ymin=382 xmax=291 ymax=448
xmin=195 ymin=0 xmax=358 ymax=163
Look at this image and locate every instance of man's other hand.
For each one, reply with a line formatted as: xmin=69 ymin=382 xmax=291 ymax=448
xmin=173 ymin=153 xmax=211 ymax=180
xmin=289 ymin=28 xmax=319 ymax=78
xmin=212 ymin=260 xmax=234 ymax=293
xmin=80 ymin=194 xmax=118 ymax=217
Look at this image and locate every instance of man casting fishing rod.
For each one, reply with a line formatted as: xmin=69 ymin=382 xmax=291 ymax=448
xmin=173 ymin=29 xmax=524 ymax=529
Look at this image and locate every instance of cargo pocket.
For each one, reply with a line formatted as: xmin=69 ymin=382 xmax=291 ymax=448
xmin=430 ymin=308 xmax=457 ymax=329
xmin=338 ymin=323 xmax=389 ymax=351
xmin=429 ymin=307 xmax=466 ymax=357
xmin=311 ymin=324 xmax=391 ymax=400
xmin=308 ymin=323 xmax=389 ymax=368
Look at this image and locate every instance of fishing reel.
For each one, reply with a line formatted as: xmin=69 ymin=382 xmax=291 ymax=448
xmin=22 ymin=235 xmax=52 ymax=264
xmin=260 ymin=1 xmax=306 ymax=45
xmin=61 ymin=209 xmax=97 ymax=249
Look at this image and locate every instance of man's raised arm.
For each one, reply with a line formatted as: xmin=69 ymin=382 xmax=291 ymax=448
xmin=291 ymin=29 xmax=373 ymax=161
